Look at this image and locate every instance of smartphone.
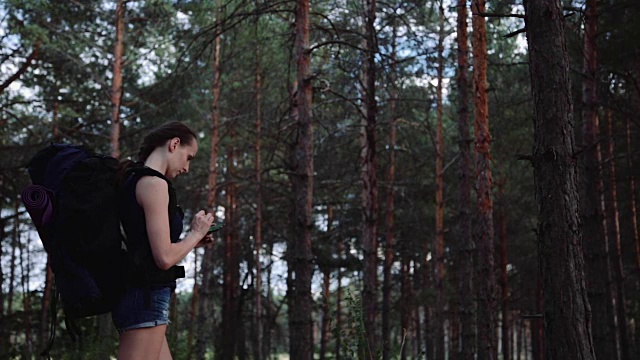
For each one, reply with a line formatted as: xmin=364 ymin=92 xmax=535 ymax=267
xmin=207 ymin=222 xmax=226 ymax=234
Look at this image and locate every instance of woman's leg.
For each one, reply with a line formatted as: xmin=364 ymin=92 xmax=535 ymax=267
xmin=159 ymin=336 xmax=172 ymax=360
xmin=117 ymin=325 xmax=167 ymax=360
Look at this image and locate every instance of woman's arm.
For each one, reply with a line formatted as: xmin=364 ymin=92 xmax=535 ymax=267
xmin=136 ymin=176 xmax=212 ymax=270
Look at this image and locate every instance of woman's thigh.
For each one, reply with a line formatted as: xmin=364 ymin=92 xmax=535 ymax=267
xmin=159 ymin=336 xmax=172 ymax=360
xmin=118 ymin=324 xmax=167 ymax=360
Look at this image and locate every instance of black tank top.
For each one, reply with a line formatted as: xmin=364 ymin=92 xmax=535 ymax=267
xmin=119 ymin=166 xmax=185 ymax=286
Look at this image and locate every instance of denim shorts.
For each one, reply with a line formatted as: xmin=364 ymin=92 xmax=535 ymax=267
xmin=111 ymin=286 xmax=172 ymax=333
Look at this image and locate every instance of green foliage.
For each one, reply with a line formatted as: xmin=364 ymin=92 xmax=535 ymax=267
xmin=338 ymin=290 xmax=368 ymax=359
xmin=1 ymin=0 xmax=639 ymax=358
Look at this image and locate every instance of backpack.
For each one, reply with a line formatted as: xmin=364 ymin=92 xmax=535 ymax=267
xmin=22 ymin=144 xmax=128 ymax=353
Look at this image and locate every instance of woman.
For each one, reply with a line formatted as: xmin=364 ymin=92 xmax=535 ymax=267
xmin=112 ymin=121 xmax=214 ymax=360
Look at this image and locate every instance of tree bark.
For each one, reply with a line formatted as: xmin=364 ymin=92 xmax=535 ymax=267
xmin=20 ymin=234 xmax=32 ymax=357
xmin=382 ymin=16 xmax=398 ymax=360
xmin=579 ymin=1 xmax=619 ymax=358
xmin=196 ymin=2 xmax=222 ymax=355
xmin=594 ymin=113 xmax=621 ymax=360
xmin=497 ymin=180 xmax=510 ymax=360
xmin=400 ymin=255 xmax=411 ymax=360
xmin=472 ymin=1 xmax=497 ymax=359
xmin=7 ymin=199 xmax=19 ymax=319
xmin=533 ymin=277 xmax=544 ymax=360
xmin=335 ymin=239 xmax=344 ymax=360
xmin=627 ymin=116 xmax=640 ymax=356
xmin=109 ymin=0 xmax=125 ymax=159
xmin=419 ymin=255 xmax=431 ymax=358
xmin=434 ymin=2 xmax=446 ymax=359
xmin=523 ymin=0 xmax=596 ymax=358
xmin=39 ymin=261 xmax=53 ymax=350
xmin=456 ymin=1 xmax=475 ymax=358
xmin=265 ymin=243 xmax=274 ymax=359
xmin=516 ymin=318 xmax=522 ymax=360
xmin=287 ymin=0 xmax=314 ymax=358
xmin=253 ymin=4 xmax=263 ymax=358
xmin=187 ymin=252 xmax=199 ymax=360
xmin=360 ymin=0 xmax=379 ymax=356
xmin=320 ymin=266 xmax=330 ymax=360
xmin=319 ymin=205 xmax=333 ymax=360
xmin=605 ymin=110 xmax=635 ymax=360
xmin=415 ymin=259 xmax=425 ymax=359
xmin=219 ymin=138 xmax=240 ymax=360
xmin=626 ymin=117 xmax=640 ymax=281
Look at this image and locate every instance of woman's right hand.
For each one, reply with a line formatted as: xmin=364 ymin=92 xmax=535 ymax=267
xmin=190 ymin=210 xmax=214 ymax=238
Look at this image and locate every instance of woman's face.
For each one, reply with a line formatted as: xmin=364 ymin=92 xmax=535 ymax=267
xmin=167 ymin=137 xmax=198 ymax=179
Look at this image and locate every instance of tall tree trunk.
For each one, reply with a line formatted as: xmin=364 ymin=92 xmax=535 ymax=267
xmin=382 ymin=17 xmax=398 ymax=360
xmin=0 ymin=219 xmax=5 ymax=349
xmin=187 ymin=252 xmax=199 ymax=359
xmin=415 ymin=259 xmax=424 ymax=359
xmin=532 ymin=278 xmax=544 ymax=360
xmin=265 ymin=242 xmax=274 ymax=359
xmin=605 ymin=110 xmax=635 ymax=360
xmin=579 ymin=1 xmax=618 ymax=358
xmin=626 ymin=117 xmax=640 ymax=280
xmin=497 ymin=180 xmax=510 ymax=360
xmin=335 ymin=239 xmax=344 ymax=360
xmin=456 ymin=1 xmax=474 ymax=358
xmin=319 ymin=266 xmax=330 ymax=360
xmin=627 ymin=115 xmax=640 ymax=355
xmin=39 ymin=260 xmax=53 ymax=350
xmin=314 ymin=266 xmax=327 ymax=360
xmin=523 ymin=0 xmax=596 ymax=358
xmin=20 ymin=233 xmax=32 ymax=357
xmin=420 ymin=253 xmax=435 ymax=359
xmin=360 ymin=0 xmax=379 ymax=356
xmin=207 ymin=1 xmax=222 ymax=214
xmin=7 ymin=199 xmax=19 ymax=319
xmin=472 ymin=1 xmax=496 ymax=359
xmin=516 ymin=318 xmax=522 ymax=360
xmin=450 ymin=282 xmax=460 ymax=360
xmin=434 ymin=2 xmax=446 ymax=359
xmin=595 ymin=113 xmax=620 ymax=360
xmin=109 ymin=0 xmax=125 ymax=158
xmin=253 ymin=4 xmax=264 ymax=359
xmin=219 ymin=139 xmax=240 ymax=360
xmin=288 ymin=0 xmax=314 ymax=358
xmin=197 ymin=1 xmax=222 ymax=356
xmin=400 ymin=255 xmax=411 ymax=360
xmin=319 ymin=205 xmax=333 ymax=360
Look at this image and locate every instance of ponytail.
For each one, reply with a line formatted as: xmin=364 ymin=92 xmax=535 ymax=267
xmin=116 ymin=121 xmax=197 ymax=184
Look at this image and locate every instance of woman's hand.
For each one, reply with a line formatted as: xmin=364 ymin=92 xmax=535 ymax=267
xmin=195 ymin=234 xmax=215 ymax=248
xmin=190 ymin=210 xmax=214 ymax=238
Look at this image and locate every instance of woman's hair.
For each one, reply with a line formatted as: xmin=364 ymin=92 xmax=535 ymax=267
xmin=118 ymin=121 xmax=197 ymax=182
xmin=136 ymin=121 xmax=197 ymax=162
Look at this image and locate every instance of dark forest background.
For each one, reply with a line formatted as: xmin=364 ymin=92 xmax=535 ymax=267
xmin=1 ymin=0 xmax=639 ymax=359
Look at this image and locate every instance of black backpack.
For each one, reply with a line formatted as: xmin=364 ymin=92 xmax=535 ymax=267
xmin=22 ymin=144 xmax=128 ymax=353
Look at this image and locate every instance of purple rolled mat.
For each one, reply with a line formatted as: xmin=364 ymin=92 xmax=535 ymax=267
xmin=21 ymin=185 xmax=55 ymax=227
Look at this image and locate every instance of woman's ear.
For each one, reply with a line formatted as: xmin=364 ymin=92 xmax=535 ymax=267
xmin=169 ymin=137 xmax=181 ymax=152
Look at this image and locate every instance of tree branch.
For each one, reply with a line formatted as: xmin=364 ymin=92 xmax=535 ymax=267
xmin=472 ymin=12 xmax=525 ymax=19
xmin=0 ymin=42 xmax=40 ymax=94
xmin=504 ymin=28 xmax=526 ymax=38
